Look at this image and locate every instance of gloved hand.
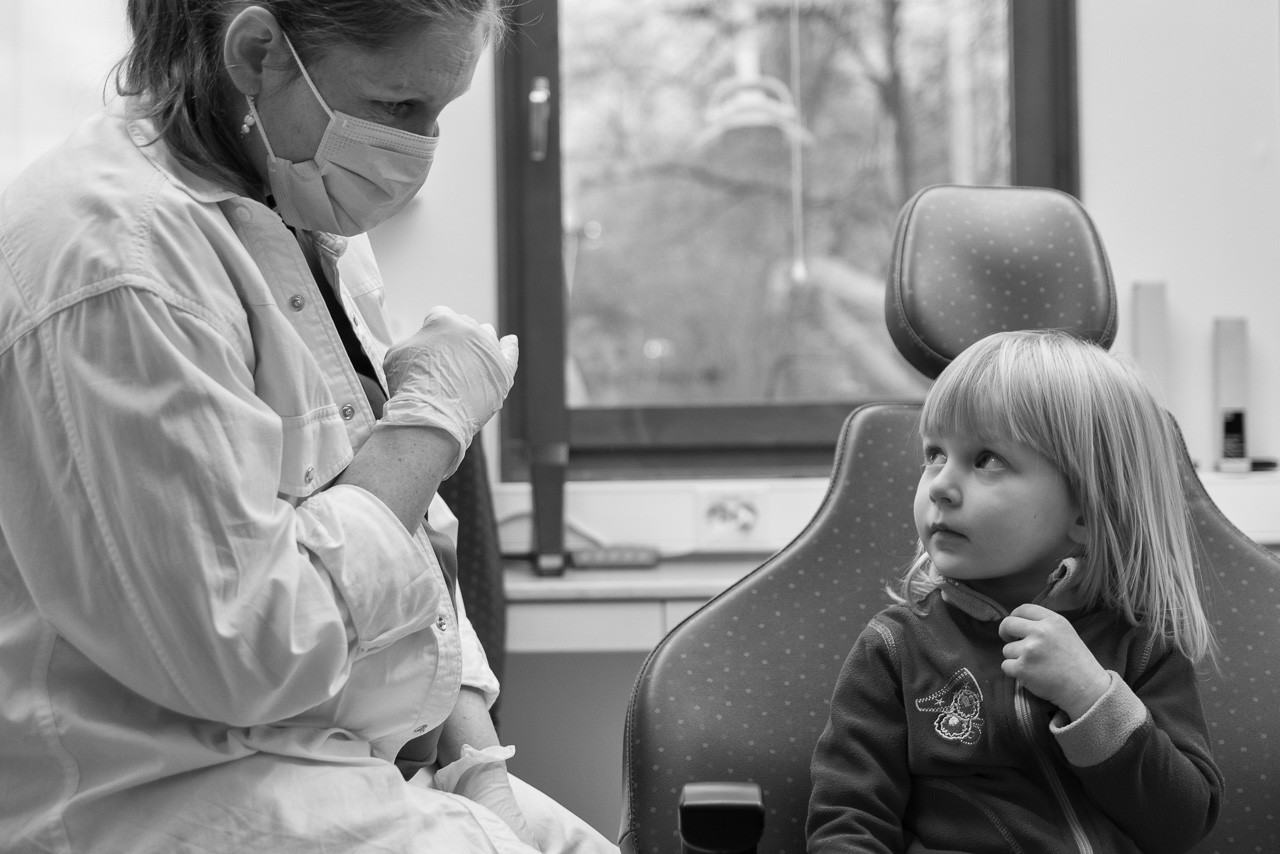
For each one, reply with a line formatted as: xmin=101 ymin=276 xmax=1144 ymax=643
xmin=380 ymin=307 xmax=519 ymax=476
xmin=436 ymin=745 xmax=540 ymax=851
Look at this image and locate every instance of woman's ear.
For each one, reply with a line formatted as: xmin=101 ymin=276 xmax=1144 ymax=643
xmin=223 ymin=5 xmax=287 ymax=96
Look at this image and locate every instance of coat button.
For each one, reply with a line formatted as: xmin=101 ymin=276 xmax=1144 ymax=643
xmin=304 ymin=466 xmax=315 ymax=484
xmin=340 ymin=404 xmax=355 ymax=420
xmin=288 ymin=295 xmax=305 ymax=311
xmin=436 ymin=615 xmax=448 ymax=631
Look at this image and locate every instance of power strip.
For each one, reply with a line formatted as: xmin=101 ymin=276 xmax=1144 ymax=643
xmin=567 ymin=546 xmax=661 ymax=569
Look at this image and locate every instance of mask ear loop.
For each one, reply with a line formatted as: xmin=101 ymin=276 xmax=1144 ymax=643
xmin=244 ymin=94 xmax=275 ymax=157
xmin=242 ymin=90 xmax=284 ymax=209
xmin=281 ymin=33 xmax=337 ymax=123
xmin=243 ymin=31 xmax=334 ymax=158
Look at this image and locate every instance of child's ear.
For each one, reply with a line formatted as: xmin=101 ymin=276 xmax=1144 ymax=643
xmin=1068 ymin=513 xmax=1087 ymax=546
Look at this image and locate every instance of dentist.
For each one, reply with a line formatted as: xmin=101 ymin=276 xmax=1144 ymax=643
xmin=0 ymin=2 xmax=613 ymax=852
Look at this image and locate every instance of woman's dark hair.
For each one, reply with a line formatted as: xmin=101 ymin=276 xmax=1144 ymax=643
xmin=114 ymin=0 xmax=503 ymax=195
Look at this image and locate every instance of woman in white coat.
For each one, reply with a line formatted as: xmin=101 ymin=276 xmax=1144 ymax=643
xmin=0 ymin=2 xmax=616 ymax=852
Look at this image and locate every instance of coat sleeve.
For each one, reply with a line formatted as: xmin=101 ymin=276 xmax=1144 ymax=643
xmin=1050 ymin=636 xmax=1224 ymax=853
xmin=807 ymin=618 xmax=912 ymax=854
xmin=421 ymin=494 xmax=501 ymax=706
xmin=9 ymin=283 xmax=442 ymax=729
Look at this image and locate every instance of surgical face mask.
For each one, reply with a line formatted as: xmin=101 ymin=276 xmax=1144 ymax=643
xmin=247 ymin=36 xmax=438 ymax=236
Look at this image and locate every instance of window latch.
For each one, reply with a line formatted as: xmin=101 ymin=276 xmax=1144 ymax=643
xmin=529 ymin=76 xmax=551 ymax=162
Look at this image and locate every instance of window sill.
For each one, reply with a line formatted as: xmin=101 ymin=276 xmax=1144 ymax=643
xmin=1196 ymin=469 xmax=1280 ymax=546
xmin=503 ymin=556 xmax=761 ymax=653
xmin=504 ymin=556 xmax=763 ymax=603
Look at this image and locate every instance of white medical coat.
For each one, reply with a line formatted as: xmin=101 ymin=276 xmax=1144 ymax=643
xmin=0 ymin=104 xmax=521 ymax=853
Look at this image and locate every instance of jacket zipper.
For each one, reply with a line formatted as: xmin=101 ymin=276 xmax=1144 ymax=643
xmin=1013 ymin=685 xmax=1093 ymax=854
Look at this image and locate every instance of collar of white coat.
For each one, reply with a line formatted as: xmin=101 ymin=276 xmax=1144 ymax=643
xmin=119 ymin=98 xmax=349 ymax=259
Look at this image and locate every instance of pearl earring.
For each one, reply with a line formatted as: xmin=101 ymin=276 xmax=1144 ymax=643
xmin=239 ymin=96 xmax=257 ymax=137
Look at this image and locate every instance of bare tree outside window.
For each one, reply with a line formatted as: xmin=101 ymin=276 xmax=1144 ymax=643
xmin=560 ymin=0 xmax=1009 ymax=409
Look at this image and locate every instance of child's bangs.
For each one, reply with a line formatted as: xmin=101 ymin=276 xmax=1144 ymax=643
xmin=919 ymin=357 xmax=1032 ymax=448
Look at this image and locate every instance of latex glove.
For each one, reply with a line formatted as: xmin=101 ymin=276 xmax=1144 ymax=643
xmin=437 ymin=745 xmax=540 ymax=851
xmin=380 ymin=307 xmax=519 ymax=475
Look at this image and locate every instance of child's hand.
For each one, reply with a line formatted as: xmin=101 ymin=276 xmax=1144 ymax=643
xmin=998 ymin=603 xmax=1110 ymax=721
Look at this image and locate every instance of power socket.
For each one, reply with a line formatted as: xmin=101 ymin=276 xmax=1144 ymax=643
xmin=694 ymin=487 xmax=770 ymax=552
xmin=567 ymin=546 xmax=661 ymax=569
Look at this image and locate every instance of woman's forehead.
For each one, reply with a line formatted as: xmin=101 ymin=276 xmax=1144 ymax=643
xmin=314 ymin=19 xmax=485 ymax=104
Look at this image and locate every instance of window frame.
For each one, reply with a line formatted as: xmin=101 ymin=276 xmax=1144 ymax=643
xmin=495 ymin=0 xmax=1079 ymax=482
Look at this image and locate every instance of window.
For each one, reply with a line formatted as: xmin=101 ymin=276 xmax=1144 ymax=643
xmin=497 ymin=0 xmax=1077 ymax=483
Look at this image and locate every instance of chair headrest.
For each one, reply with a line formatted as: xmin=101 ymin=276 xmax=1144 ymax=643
xmin=884 ymin=185 xmax=1117 ymax=380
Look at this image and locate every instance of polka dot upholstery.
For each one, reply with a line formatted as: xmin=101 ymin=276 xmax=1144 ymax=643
xmin=620 ymin=405 xmax=923 ymax=854
xmin=885 ymin=184 xmax=1117 ymax=378
xmin=620 ymin=185 xmax=1278 ymax=854
xmin=1180 ymin=435 xmax=1280 ymax=854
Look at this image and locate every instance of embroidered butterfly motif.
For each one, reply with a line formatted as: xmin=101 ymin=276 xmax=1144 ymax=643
xmin=915 ymin=668 xmax=984 ymax=745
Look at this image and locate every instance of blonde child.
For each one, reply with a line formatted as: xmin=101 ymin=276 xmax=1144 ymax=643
xmin=807 ymin=330 xmax=1223 ymax=854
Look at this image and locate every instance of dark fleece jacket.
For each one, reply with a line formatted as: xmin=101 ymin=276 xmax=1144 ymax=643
xmin=807 ymin=580 xmax=1222 ymax=854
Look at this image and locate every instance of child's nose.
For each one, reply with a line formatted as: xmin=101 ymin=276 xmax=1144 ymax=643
xmin=928 ymin=465 xmax=961 ymax=504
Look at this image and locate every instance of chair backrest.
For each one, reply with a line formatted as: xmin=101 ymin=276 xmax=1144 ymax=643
xmin=1180 ymin=442 xmax=1280 ymax=853
xmin=620 ymin=403 xmax=923 ymax=854
xmin=885 ymin=183 xmax=1116 ymax=379
xmin=437 ymin=440 xmax=508 ymax=726
xmin=619 ymin=185 xmax=1280 ymax=854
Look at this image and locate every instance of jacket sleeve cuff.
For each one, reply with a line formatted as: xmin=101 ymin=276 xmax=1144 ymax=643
xmin=296 ymin=483 xmax=444 ymax=652
xmin=1050 ymin=670 xmax=1148 ymax=767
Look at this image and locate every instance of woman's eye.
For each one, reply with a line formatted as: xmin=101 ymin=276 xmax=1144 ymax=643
xmin=380 ymin=101 xmax=410 ymax=118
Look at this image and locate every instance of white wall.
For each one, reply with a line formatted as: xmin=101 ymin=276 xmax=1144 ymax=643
xmin=1077 ymin=0 xmax=1280 ymax=468
xmin=367 ymin=53 xmax=499 ymax=338
xmin=0 ymin=1 xmax=128 ymax=189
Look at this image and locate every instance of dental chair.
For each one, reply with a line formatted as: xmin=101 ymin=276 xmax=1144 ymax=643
xmin=438 ymin=441 xmax=508 ymax=727
xmin=618 ymin=185 xmax=1280 ymax=854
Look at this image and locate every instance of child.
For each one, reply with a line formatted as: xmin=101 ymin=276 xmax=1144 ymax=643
xmin=807 ymin=330 xmax=1223 ymax=854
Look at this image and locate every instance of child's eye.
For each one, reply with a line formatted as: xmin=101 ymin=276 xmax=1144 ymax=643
xmin=922 ymin=446 xmax=945 ymax=468
xmin=975 ymin=451 xmax=1005 ymax=470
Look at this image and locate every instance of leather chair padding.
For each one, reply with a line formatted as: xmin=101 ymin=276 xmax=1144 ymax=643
xmin=885 ymin=185 xmax=1116 ymax=379
xmin=620 ymin=405 xmax=922 ymax=854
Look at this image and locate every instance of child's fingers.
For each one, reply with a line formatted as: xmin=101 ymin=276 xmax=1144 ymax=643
xmin=1002 ymin=640 xmax=1023 ymax=662
xmin=1008 ymin=602 xmax=1055 ymax=621
xmin=1001 ymin=604 xmax=1073 ymax=642
xmin=998 ymin=615 xmax=1034 ymax=642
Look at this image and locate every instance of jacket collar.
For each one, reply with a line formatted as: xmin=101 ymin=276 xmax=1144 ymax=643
xmin=122 ymin=102 xmax=350 ymax=259
xmin=122 ymin=104 xmax=242 ymax=205
xmin=939 ymin=557 xmax=1088 ymax=621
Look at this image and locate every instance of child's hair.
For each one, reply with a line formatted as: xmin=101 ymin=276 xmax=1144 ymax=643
xmin=894 ymin=329 xmax=1215 ymax=664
